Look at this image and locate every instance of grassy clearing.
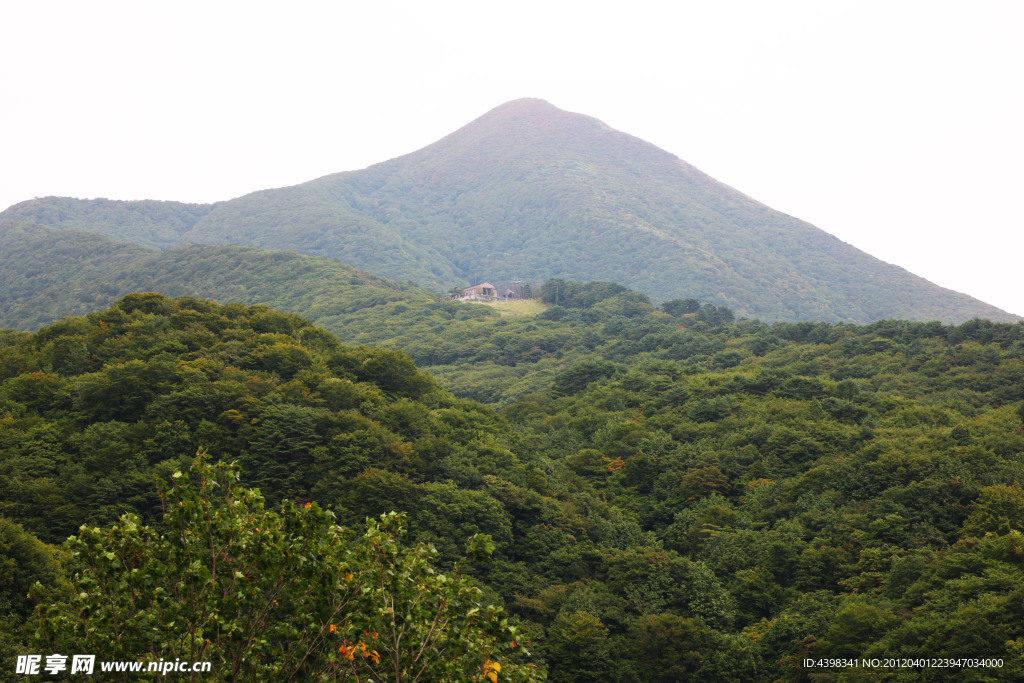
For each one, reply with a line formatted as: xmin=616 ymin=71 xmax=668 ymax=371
xmin=476 ymin=299 xmax=548 ymax=317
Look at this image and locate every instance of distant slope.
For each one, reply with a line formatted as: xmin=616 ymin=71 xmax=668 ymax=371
xmin=0 ymin=223 xmax=153 ymax=329
xmin=0 ymin=196 xmax=213 ymax=249
xmin=3 ymin=99 xmax=1015 ymax=323
xmin=0 ymin=223 xmax=439 ymax=332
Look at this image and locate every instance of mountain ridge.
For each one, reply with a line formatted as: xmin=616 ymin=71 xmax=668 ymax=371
xmin=0 ymin=222 xmax=435 ymax=332
xmin=2 ymin=99 xmax=1015 ymax=324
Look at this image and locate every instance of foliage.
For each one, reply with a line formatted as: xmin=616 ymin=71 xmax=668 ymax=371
xmin=6 ymin=290 xmax=1024 ymax=679
xmin=0 ymin=518 xmax=66 ymax=682
xmin=34 ymin=453 xmax=536 ymax=681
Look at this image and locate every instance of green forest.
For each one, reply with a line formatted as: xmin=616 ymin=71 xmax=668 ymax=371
xmin=4 ymin=281 xmax=1024 ymax=680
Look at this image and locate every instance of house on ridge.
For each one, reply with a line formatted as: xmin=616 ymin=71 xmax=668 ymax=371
xmin=461 ymin=282 xmax=498 ymax=301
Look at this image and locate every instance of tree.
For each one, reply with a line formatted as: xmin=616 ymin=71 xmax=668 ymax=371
xmin=624 ymin=613 xmax=704 ymax=682
xmin=661 ymin=298 xmax=701 ymax=317
xmin=963 ymin=484 xmax=1024 ymax=537
xmin=551 ymin=360 xmax=618 ymax=397
xmin=0 ymin=518 xmax=66 ymax=677
xmin=544 ymin=611 xmax=611 ymax=682
xmin=34 ymin=451 xmax=537 ymax=682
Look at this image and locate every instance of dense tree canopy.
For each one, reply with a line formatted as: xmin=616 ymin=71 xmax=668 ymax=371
xmin=4 ymin=290 xmax=1024 ymax=680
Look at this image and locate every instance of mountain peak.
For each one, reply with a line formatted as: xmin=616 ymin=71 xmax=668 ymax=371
xmin=486 ymin=97 xmax=562 ymax=115
xmin=418 ymin=97 xmax=669 ymax=176
xmin=444 ymin=97 xmax=590 ymax=140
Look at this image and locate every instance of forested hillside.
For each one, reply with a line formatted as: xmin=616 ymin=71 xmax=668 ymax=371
xmin=0 ymin=197 xmax=213 ymax=249
xmin=2 ymin=99 xmax=1015 ymax=324
xmin=4 ymin=291 xmax=1024 ymax=680
xmin=0 ymin=223 xmax=440 ymax=332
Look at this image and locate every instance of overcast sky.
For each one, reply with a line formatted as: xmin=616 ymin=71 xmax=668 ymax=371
xmin=3 ymin=1 xmax=1022 ymax=316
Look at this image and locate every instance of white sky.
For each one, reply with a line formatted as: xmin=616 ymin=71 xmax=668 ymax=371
xmin=3 ymin=1 xmax=1022 ymax=316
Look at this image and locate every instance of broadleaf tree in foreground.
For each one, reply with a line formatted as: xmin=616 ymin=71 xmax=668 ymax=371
xmin=33 ymin=451 xmax=539 ymax=682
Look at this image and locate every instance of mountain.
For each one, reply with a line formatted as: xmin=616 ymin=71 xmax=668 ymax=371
xmin=2 ymin=98 xmax=1014 ymax=324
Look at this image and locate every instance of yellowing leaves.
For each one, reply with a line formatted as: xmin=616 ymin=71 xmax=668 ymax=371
xmin=338 ymin=640 xmax=379 ymax=665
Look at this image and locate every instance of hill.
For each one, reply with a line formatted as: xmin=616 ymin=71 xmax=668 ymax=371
xmin=0 ymin=223 xmax=443 ymax=332
xmin=2 ymin=99 xmax=1014 ymax=324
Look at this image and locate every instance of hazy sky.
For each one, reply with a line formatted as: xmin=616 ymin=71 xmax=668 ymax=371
xmin=3 ymin=1 xmax=1022 ymax=315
